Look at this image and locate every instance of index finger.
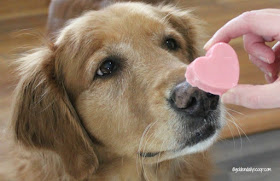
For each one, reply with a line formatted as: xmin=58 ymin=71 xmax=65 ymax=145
xmin=204 ymin=10 xmax=280 ymax=50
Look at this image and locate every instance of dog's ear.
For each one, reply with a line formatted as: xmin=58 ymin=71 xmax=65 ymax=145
xmin=12 ymin=47 xmax=98 ymax=179
xmin=159 ymin=5 xmax=205 ymax=61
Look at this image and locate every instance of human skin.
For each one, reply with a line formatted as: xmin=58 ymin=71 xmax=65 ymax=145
xmin=204 ymin=9 xmax=280 ymax=109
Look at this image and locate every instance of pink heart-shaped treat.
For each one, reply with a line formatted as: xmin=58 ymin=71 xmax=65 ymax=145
xmin=185 ymin=42 xmax=239 ymax=96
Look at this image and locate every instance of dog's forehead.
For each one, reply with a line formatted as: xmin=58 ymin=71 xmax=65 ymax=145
xmin=104 ymin=2 xmax=160 ymax=18
xmin=99 ymin=3 xmax=168 ymax=37
xmin=54 ymin=2 xmax=185 ymax=68
xmin=56 ymin=3 xmax=169 ymax=47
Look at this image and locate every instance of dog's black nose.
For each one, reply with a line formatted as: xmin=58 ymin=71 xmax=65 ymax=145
xmin=169 ymin=82 xmax=219 ymax=117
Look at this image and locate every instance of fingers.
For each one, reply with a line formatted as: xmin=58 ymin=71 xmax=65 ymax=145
xmin=257 ymin=9 xmax=280 ymax=14
xmin=248 ymin=55 xmax=279 ymax=81
xmin=272 ymin=41 xmax=280 ymax=80
xmin=221 ymin=82 xmax=280 ymax=109
xmin=204 ymin=10 xmax=280 ymax=50
xmin=204 ymin=9 xmax=280 ymax=109
xmin=272 ymin=41 xmax=280 ymax=61
xmin=244 ymin=33 xmax=275 ymax=63
xmin=243 ymin=39 xmax=280 ymax=83
xmin=264 ymin=74 xmax=278 ymax=83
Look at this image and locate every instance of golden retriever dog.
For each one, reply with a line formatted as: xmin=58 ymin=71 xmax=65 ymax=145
xmin=0 ymin=0 xmax=225 ymax=180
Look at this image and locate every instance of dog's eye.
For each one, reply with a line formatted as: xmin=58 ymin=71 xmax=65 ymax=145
xmin=165 ymin=38 xmax=179 ymax=51
xmin=96 ymin=59 xmax=117 ymax=76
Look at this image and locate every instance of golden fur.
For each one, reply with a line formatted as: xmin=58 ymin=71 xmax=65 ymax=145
xmin=0 ymin=2 xmax=222 ymax=181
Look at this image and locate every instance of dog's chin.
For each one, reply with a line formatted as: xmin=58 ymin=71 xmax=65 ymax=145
xmin=140 ymin=108 xmax=224 ymax=164
xmin=141 ymin=130 xmax=220 ymax=164
xmin=140 ymin=131 xmax=220 ymax=164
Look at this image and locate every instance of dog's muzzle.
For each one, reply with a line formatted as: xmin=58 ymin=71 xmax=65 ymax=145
xmin=168 ymin=81 xmax=221 ymax=147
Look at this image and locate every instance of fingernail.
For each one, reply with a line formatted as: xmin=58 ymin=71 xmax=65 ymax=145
xmin=203 ymin=39 xmax=213 ymax=50
xmin=264 ymin=74 xmax=270 ymax=83
xmin=265 ymin=73 xmax=278 ymax=83
xmin=258 ymin=56 xmax=270 ymax=63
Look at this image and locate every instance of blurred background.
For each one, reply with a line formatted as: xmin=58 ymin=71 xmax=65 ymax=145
xmin=0 ymin=0 xmax=279 ymax=180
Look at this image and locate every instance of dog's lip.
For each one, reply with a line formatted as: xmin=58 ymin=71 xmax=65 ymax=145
xmin=139 ymin=148 xmax=175 ymax=158
xmin=174 ymin=122 xmax=216 ymax=152
xmin=139 ymin=152 xmax=160 ymax=158
xmin=159 ymin=121 xmax=217 ymax=155
xmin=139 ymin=115 xmax=219 ymax=158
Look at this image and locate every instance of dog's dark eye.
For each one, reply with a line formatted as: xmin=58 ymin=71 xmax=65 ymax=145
xmin=96 ymin=59 xmax=117 ymax=76
xmin=165 ymin=38 xmax=179 ymax=51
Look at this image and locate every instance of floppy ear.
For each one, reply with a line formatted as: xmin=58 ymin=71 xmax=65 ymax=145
xmin=159 ymin=5 xmax=205 ymax=61
xmin=12 ymin=47 xmax=98 ymax=179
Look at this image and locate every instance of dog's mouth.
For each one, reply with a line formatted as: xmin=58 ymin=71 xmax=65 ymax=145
xmin=139 ymin=152 xmax=160 ymax=158
xmin=139 ymin=119 xmax=218 ymax=158
xmin=177 ymin=121 xmax=216 ymax=150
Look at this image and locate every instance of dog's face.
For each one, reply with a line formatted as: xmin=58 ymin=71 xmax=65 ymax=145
xmin=13 ymin=2 xmax=224 ymax=179
xmin=60 ymin=3 xmax=224 ymax=161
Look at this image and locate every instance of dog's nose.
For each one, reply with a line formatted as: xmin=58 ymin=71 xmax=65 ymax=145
xmin=169 ymin=82 xmax=219 ymax=117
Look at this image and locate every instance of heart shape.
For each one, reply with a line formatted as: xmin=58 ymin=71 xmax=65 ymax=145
xmin=185 ymin=42 xmax=239 ymax=95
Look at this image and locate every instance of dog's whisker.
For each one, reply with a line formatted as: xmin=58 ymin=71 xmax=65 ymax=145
xmin=225 ymin=110 xmax=243 ymax=148
xmin=219 ymin=109 xmax=236 ymax=148
xmin=136 ymin=120 xmax=159 ymax=177
xmin=226 ymin=111 xmax=250 ymax=143
xmin=225 ymin=110 xmax=250 ymax=151
xmin=225 ymin=117 xmax=236 ymax=149
xmin=156 ymin=138 xmax=168 ymax=179
xmin=141 ymin=121 xmax=160 ymax=180
xmin=136 ymin=122 xmax=154 ymax=176
xmin=225 ymin=107 xmax=244 ymax=116
xmin=226 ymin=117 xmax=243 ymax=150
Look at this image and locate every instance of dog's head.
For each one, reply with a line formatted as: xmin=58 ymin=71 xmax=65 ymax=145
xmin=13 ymin=2 xmax=224 ymax=179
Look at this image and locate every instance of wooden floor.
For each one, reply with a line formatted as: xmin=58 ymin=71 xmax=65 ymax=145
xmin=0 ymin=0 xmax=280 ymax=138
xmin=0 ymin=0 xmax=49 ymax=129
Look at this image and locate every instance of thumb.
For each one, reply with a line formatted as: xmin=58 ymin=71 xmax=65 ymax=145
xmin=221 ymin=83 xmax=280 ymax=109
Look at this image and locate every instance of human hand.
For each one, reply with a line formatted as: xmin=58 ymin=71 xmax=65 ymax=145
xmin=204 ymin=9 xmax=280 ymax=109
xmin=221 ymin=78 xmax=280 ymax=109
